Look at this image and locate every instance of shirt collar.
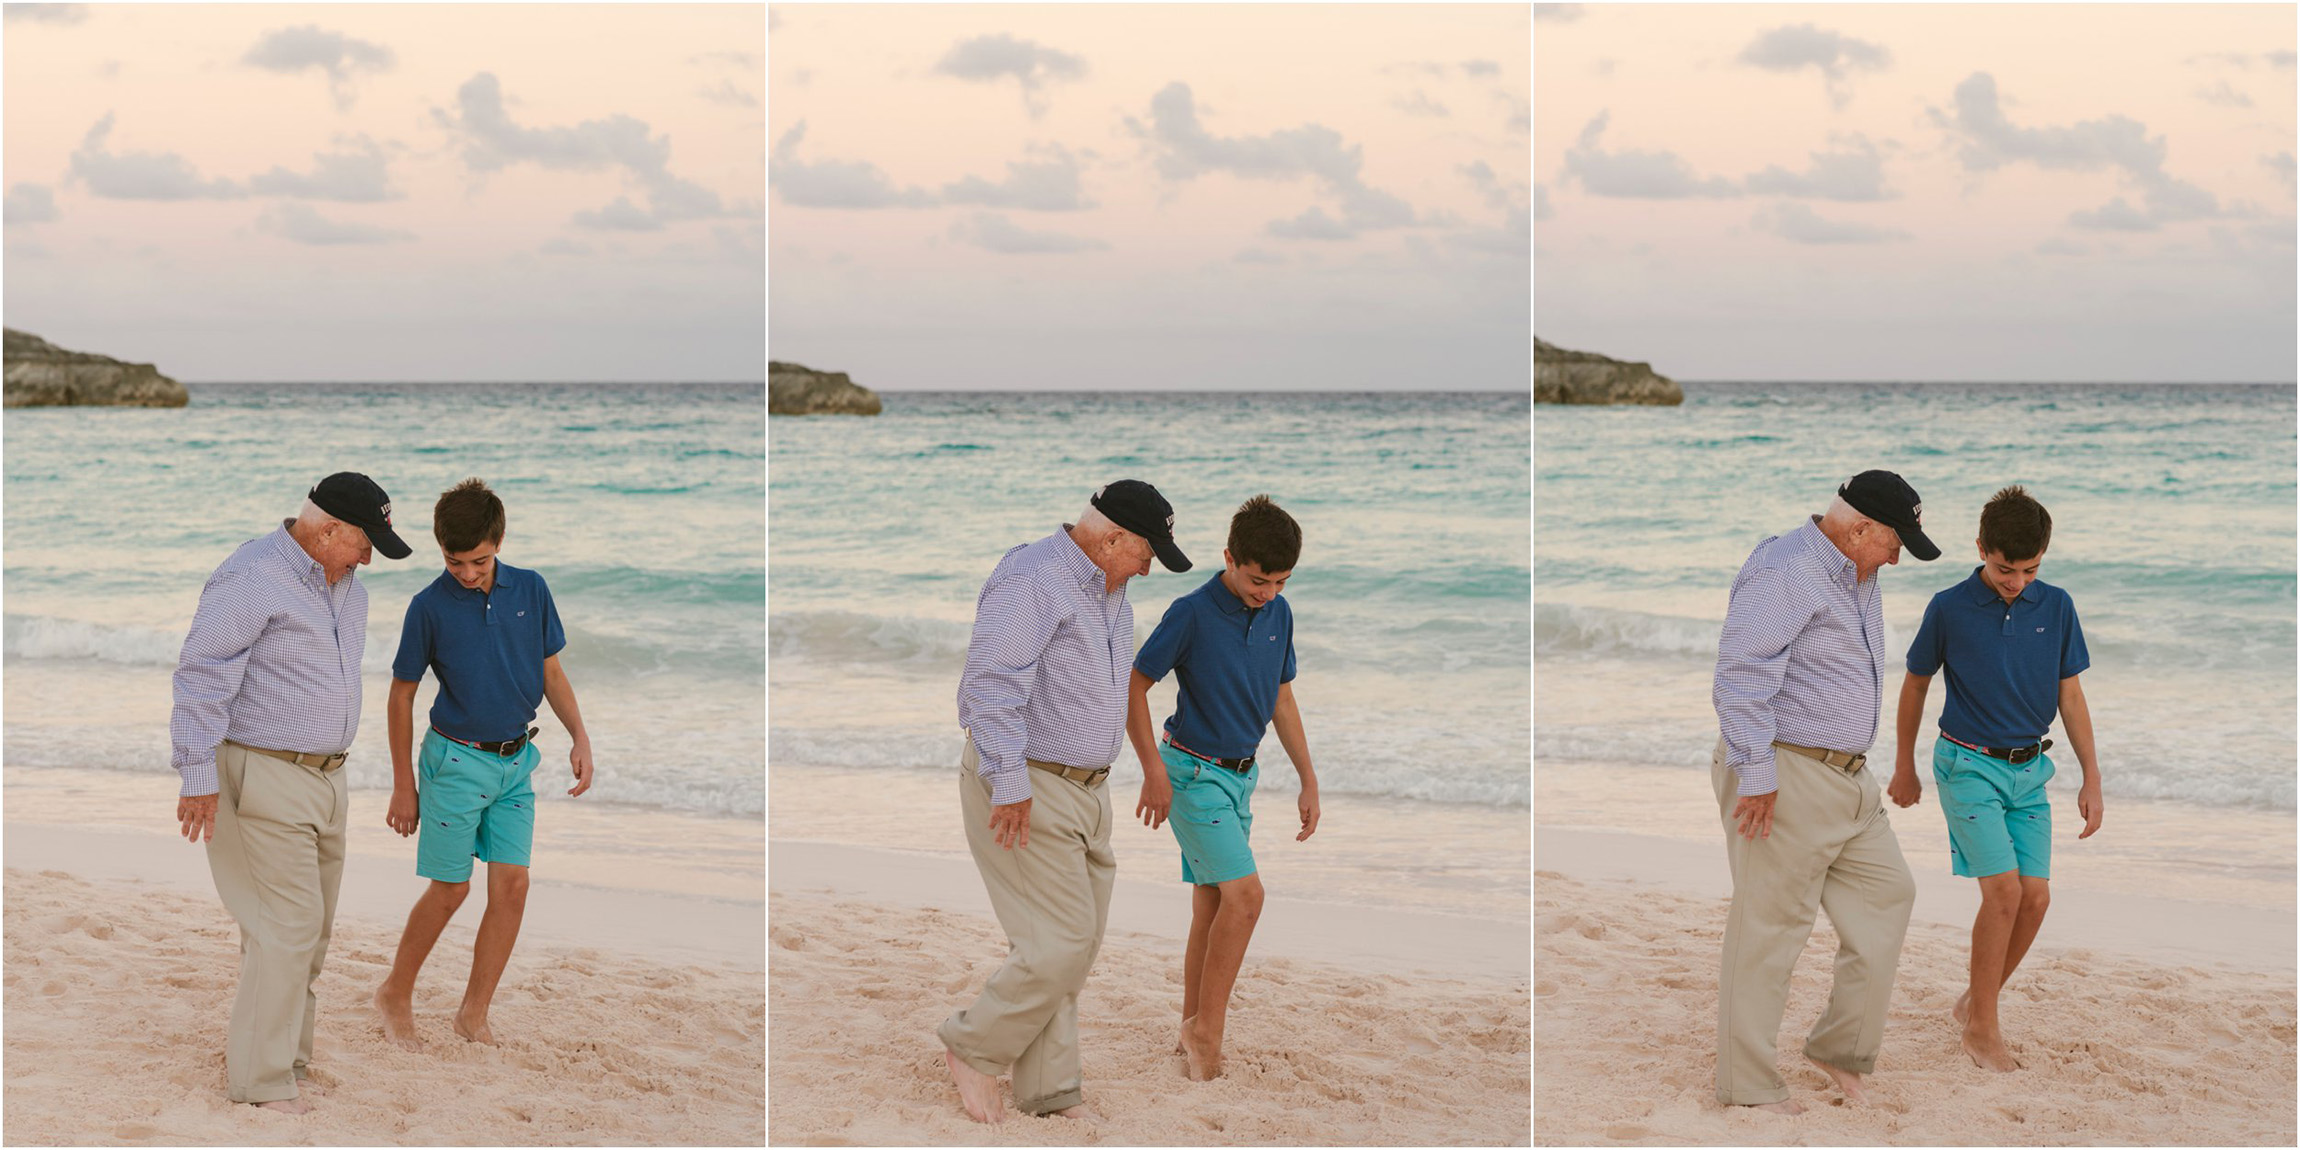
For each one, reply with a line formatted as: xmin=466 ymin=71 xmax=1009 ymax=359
xmin=1795 ymin=516 xmax=1855 ymax=577
xmin=438 ymin=562 xmax=513 ymax=599
xmin=1964 ymin=566 xmax=2039 ymax=606
xmin=1206 ymin=573 xmax=1252 ymax=614
xmin=1053 ymin=525 xmax=1105 ymax=591
xmin=268 ymin=521 xmax=326 ymax=581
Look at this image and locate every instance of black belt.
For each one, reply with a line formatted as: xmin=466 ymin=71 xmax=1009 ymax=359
xmin=436 ymin=725 xmax=539 ymax=757
xmin=1164 ymin=737 xmax=1254 ymax=774
xmin=1944 ymin=732 xmax=2053 ymax=765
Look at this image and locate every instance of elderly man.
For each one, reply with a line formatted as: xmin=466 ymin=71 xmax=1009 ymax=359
xmin=1710 ymin=470 xmax=1939 ymax=1113
xmin=170 ymin=473 xmax=411 ymax=1113
xmin=939 ymin=480 xmax=1192 ymax=1125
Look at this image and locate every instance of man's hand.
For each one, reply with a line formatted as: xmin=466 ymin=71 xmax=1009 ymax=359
xmin=385 ymin=786 xmax=421 ymax=837
xmin=989 ymin=798 xmax=1032 ymax=850
xmin=2078 ymin=778 xmax=2104 ymax=839
xmin=1732 ymin=791 xmax=1779 ymax=840
xmin=567 ymin=736 xmax=594 ymax=797
xmin=177 ymin=793 xmax=218 ymax=843
xmin=1136 ymin=774 xmax=1171 ymax=829
xmin=1295 ymin=787 xmax=1321 ymax=842
xmin=1886 ymin=767 xmax=1923 ymax=809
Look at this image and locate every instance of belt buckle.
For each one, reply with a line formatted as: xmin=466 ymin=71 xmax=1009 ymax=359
xmin=2008 ymin=745 xmax=2036 ymax=765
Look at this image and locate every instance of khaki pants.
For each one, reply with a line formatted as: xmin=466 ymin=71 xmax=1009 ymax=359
xmin=1713 ymin=737 xmax=1915 ymax=1106
xmin=206 ymin=742 xmax=348 ymax=1104
xmin=937 ymin=735 xmax=1115 ymax=1115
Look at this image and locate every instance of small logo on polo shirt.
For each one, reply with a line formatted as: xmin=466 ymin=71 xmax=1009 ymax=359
xmin=519 ymin=610 xmax=527 ymax=617
xmin=2035 ymin=626 xmax=2045 ymax=632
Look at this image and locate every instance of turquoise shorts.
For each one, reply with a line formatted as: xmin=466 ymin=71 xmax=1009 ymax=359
xmin=1932 ymin=736 xmax=2053 ymax=879
xmin=1161 ymin=742 xmax=1259 ymax=886
xmin=416 ymin=728 xmax=540 ymax=883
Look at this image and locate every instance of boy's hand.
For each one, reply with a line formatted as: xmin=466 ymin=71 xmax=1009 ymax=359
xmin=1295 ymin=787 xmax=1320 ymax=842
xmin=2078 ymin=778 xmax=2104 ymax=838
xmin=1886 ymin=768 xmax=1922 ymax=808
xmin=567 ymin=736 xmax=594 ymax=797
xmin=1136 ymin=774 xmax=1172 ymax=829
xmin=385 ymin=786 xmax=420 ymax=837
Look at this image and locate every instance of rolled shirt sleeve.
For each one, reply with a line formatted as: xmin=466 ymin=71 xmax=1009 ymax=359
xmin=1711 ymin=567 xmax=1819 ymax=795
xmin=168 ymin=572 xmax=268 ymax=796
xmin=957 ymin=573 xmax=1067 ymax=805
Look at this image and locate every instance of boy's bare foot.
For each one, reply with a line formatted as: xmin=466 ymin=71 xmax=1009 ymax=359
xmin=451 ymin=1009 xmax=496 ymax=1046
xmin=373 ymin=986 xmax=424 ymax=1051
xmin=252 ymin=1097 xmax=311 ymax=1115
xmin=943 ymin=1046 xmax=1004 ymax=1124
xmin=1180 ymin=1019 xmax=1222 ymax=1081
xmin=1961 ymin=1026 xmax=2020 ymax=1072
xmin=1953 ymin=989 xmax=1971 ymax=1027
xmin=1735 ymin=1099 xmax=1805 ymax=1115
xmin=1050 ymin=1104 xmax=1103 ymax=1123
xmin=1174 ymin=1014 xmax=1194 ymax=1055
xmin=1804 ymin=1054 xmax=1868 ymax=1104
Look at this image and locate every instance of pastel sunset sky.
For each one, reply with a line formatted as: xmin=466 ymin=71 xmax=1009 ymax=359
xmin=768 ymin=4 xmax=1531 ymax=390
xmin=1536 ymin=3 xmax=2296 ymax=382
xmin=2 ymin=3 xmax=764 ymax=382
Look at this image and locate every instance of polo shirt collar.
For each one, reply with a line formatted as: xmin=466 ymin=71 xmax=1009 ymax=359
xmin=1053 ymin=525 xmax=1104 ymax=590
xmin=1964 ymin=566 xmax=2039 ymax=607
xmin=439 ymin=562 xmax=515 ymax=600
xmin=1206 ymin=572 xmax=1252 ymax=614
xmin=1795 ymin=516 xmax=1856 ymax=577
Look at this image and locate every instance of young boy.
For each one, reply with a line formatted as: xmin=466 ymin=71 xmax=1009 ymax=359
xmin=1125 ymin=494 xmax=1322 ymax=1082
xmin=1887 ymin=485 xmax=2104 ymax=1072
xmin=372 ymin=477 xmax=594 ymax=1049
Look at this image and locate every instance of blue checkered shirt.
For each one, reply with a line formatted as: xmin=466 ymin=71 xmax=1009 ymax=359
xmin=169 ymin=523 xmax=368 ymax=796
xmin=956 ymin=526 xmax=1134 ymax=805
xmin=1712 ymin=517 xmax=1887 ymax=796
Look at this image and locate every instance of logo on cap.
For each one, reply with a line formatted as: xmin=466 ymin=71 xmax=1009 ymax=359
xmin=1165 ymin=513 xmax=1174 ymax=530
xmin=381 ymin=502 xmax=392 ymax=525
xmin=1912 ymin=503 xmax=1921 ymax=523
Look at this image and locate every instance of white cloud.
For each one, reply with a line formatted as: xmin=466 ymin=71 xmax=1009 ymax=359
xmin=4 ymin=4 xmax=88 ymax=25
xmin=1743 ymin=136 xmax=1893 ymax=201
xmin=1753 ymin=202 xmax=1907 ymax=244
xmin=2195 ymin=80 xmax=2253 ymax=108
xmin=933 ymin=34 xmax=1087 ymax=119
xmin=438 ymin=73 xmax=734 ymax=227
xmin=1533 ymin=5 xmax=1584 ymax=23
xmin=573 ymin=196 xmax=664 ymax=231
xmin=949 ymin=211 xmax=1108 ymax=254
xmin=257 ymin=203 xmax=412 ymax=245
xmin=67 ymin=114 xmax=243 ymax=200
xmin=1392 ymin=90 xmax=1449 ymax=118
xmin=241 ymin=25 xmax=396 ymax=110
xmin=245 ymin=137 xmax=398 ymax=201
xmin=1266 ymin=207 xmax=1355 ymax=241
xmin=940 ymin=146 xmax=1094 ymax=211
xmin=698 ymin=80 xmax=758 ymax=109
xmin=1738 ymin=24 xmax=1890 ymax=109
xmin=1935 ymin=72 xmax=2227 ymax=231
xmin=1130 ymin=82 xmax=1426 ymax=234
xmin=5 ymin=183 xmax=58 ymax=224
xmin=1561 ymin=112 xmax=1738 ymax=199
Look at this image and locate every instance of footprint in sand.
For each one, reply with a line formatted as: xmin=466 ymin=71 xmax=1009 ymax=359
xmin=111 ymin=1124 xmax=157 ymax=1140
xmin=1604 ymin=1124 xmax=1650 ymax=1140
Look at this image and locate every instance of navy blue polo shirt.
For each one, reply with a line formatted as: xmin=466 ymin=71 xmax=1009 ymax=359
xmin=392 ymin=560 xmax=567 ymax=743
xmin=1905 ymin=568 xmax=2090 ymax=748
xmin=1134 ymin=574 xmax=1297 ymax=760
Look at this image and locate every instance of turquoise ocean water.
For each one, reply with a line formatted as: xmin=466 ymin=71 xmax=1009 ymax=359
xmin=3 ymin=383 xmax=765 ymax=816
xmin=1535 ymin=382 xmax=2298 ymax=811
xmin=771 ymin=391 xmax=1532 ymax=809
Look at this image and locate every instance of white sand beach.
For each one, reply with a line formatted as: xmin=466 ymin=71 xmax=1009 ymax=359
xmin=767 ymin=763 xmax=1533 ymax=1145
xmin=2 ymin=767 xmax=765 ymax=1146
xmin=1534 ymin=757 xmax=2298 ymax=1146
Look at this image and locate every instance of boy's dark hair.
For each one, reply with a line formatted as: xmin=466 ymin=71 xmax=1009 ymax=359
xmin=1227 ymin=494 xmax=1301 ymax=574
xmin=1978 ymin=485 xmax=2051 ymax=562
xmin=433 ymin=477 xmax=507 ymax=552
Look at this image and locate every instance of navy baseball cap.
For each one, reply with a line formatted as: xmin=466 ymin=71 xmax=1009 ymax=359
xmin=1091 ymin=479 xmax=1191 ymax=572
xmin=310 ymin=472 xmax=412 ymax=559
xmin=1840 ymin=470 xmax=1939 ymax=561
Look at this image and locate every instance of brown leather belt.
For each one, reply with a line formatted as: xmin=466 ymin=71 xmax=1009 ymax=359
xmin=225 ymin=740 xmax=348 ymax=772
xmin=1026 ymin=757 xmax=1109 ymax=788
xmin=1772 ymin=740 xmax=1866 ymax=773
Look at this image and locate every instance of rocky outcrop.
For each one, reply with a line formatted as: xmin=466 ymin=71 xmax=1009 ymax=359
xmin=769 ymin=361 xmax=881 ymax=416
xmin=4 ymin=328 xmax=189 ymax=408
xmin=1535 ymin=337 xmax=1683 ymax=406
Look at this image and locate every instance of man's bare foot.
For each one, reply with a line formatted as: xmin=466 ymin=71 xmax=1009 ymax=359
xmin=1180 ymin=1018 xmax=1222 ymax=1081
xmin=1050 ymin=1104 xmax=1104 ymax=1123
xmin=1736 ymin=1099 xmax=1805 ymax=1115
xmin=1805 ymin=1054 xmax=1868 ymax=1104
xmin=251 ymin=1097 xmax=311 ymax=1115
xmin=1962 ymin=1026 xmax=2020 ymax=1072
xmin=451 ymin=1009 xmax=496 ymax=1046
xmin=373 ymin=985 xmax=424 ymax=1051
xmin=1954 ymin=989 xmax=1971 ymax=1027
xmin=1174 ymin=1014 xmax=1195 ymax=1055
xmin=943 ymin=1046 xmax=1004 ymax=1124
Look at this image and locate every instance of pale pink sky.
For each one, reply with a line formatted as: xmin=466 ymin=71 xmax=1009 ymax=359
xmin=3 ymin=4 xmax=764 ymax=381
xmin=769 ymin=4 xmax=1531 ymax=390
xmin=1536 ymin=3 xmax=2296 ymax=382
